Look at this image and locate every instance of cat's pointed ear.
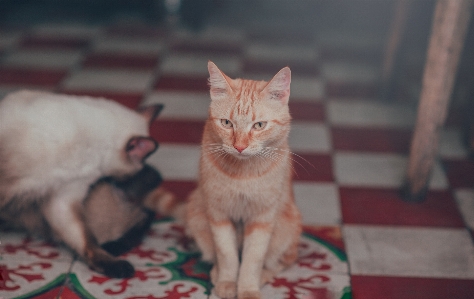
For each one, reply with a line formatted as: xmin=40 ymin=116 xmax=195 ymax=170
xmin=263 ymin=67 xmax=291 ymax=104
xmin=208 ymin=61 xmax=233 ymax=100
xmin=137 ymin=104 xmax=164 ymax=125
xmin=126 ymin=137 xmax=158 ymax=164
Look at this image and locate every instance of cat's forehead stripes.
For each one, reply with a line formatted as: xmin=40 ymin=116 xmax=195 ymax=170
xmin=231 ymin=79 xmax=263 ymax=120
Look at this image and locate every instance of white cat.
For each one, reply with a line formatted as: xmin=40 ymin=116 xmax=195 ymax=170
xmin=0 ymin=90 xmax=161 ymax=278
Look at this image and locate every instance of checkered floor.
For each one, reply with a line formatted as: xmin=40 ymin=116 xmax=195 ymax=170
xmin=1 ymin=2 xmax=474 ymax=299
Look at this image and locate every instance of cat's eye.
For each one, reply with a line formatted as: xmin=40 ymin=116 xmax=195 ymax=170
xmin=253 ymin=121 xmax=267 ymax=130
xmin=220 ymin=119 xmax=233 ymax=128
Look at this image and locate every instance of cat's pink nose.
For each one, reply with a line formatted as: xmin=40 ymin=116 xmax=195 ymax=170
xmin=234 ymin=145 xmax=247 ymax=153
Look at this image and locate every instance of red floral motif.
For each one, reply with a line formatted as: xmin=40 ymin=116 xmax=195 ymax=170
xmin=180 ymin=257 xmax=209 ymax=281
xmin=2 ymin=238 xmax=60 ymax=259
xmin=298 ymin=251 xmax=332 ymax=271
xmin=123 ymin=246 xmax=171 ymax=262
xmin=88 ymin=268 xmax=166 ymax=295
xmin=126 ymin=283 xmax=198 ymax=299
xmin=271 ymin=274 xmax=331 ymax=299
xmin=0 ymin=262 xmax=51 ymax=291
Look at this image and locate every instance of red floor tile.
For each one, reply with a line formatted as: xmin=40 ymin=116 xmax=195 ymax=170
xmin=443 ymin=159 xmax=474 ymax=188
xmin=20 ymin=36 xmax=89 ymax=50
xmin=340 ymin=187 xmax=465 ymax=227
xmin=289 ymin=102 xmax=326 ymax=122
xmin=0 ymin=67 xmax=67 ymax=86
xmin=351 ymin=275 xmax=474 ymax=299
xmin=292 ymin=153 xmax=334 ymax=182
xmin=82 ymin=53 xmax=160 ymax=70
xmin=61 ymin=90 xmax=144 ymax=109
xmin=161 ymin=180 xmax=197 ymax=202
xmin=243 ymin=59 xmax=320 ymax=76
xmin=331 ymin=127 xmax=412 ymax=153
xmin=154 ymin=75 xmax=209 ymax=92
xmin=326 ymin=81 xmax=377 ymax=98
xmin=151 ymin=120 xmax=205 ymax=144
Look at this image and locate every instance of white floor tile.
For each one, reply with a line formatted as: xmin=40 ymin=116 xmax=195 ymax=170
xmin=438 ymin=128 xmax=469 ymax=159
xmin=62 ymin=69 xmax=154 ymax=92
xmin=289 ymin=122 xmax=331 ymax=153
xmin=0 ymin=31 xmax=22 ymax=50
xmin=174 ymin=26 xmax=246 ymax=44
xmin=334 ymin=152 xmax=449 ymax=190
xmin=322 ymin=62 xmax=378 ymax=83
xmin=31 ymin=23 xmax=103 ymax=38
xmin=143 ymin=91 xmax=210 ymax=120
xmin=160 ymin=53 xmax=241 ymax=76
xmin=328 ymin=100 xmax=417 ymax=128
xmin=294 ymin=182 xmax=341 ymax=225
xmin=2 ymin=49 xmax=83 ymax=69
xmin=245 ymin=43 xmax=319 ymax=63
xmin=455 ymin=189 xmax=474 ymax=231
xmin=91 ymin=36 xmax=166 ymax=55
xmin=147 ymin=144 xmax=201 ymax=180
xmin=343 ymin=225 xmax=474 ymax=279
xmin=317 ymin=31 xmax=384 ymax=50
xmin=290 ymin=76 xmax=325 ymax=100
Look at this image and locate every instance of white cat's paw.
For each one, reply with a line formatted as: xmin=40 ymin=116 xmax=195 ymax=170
xmin=214 ymin=281 xmax=237 ymax=299
xmin=238 ymin=290 xmax=261 ymax=299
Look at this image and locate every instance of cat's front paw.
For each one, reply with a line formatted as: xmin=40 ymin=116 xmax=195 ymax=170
xmin=214 ymin=281 xmax=237 ymax=299
xmin=100 ymin=259 xmax=135 ymax=278
xmin=238 ymin=290 xmax=261 ymax=299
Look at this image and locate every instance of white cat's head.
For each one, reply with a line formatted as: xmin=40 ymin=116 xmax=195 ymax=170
xmin=100 ymin=103 xmax=163 ymax=179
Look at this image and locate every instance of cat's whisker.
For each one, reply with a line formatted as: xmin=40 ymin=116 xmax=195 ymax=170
xmin=262 ymin=148 xmax=303 ymax=177
xmin=202 ymin=144 xmax=223 ymax=150
xmin=266 ymin=147 xmax=316 ymax=169
xmin=205 ymin=148 xmax=224 ymax=154
xmin=264 ymin=147 xmax=314 ymax=173
xmin=259 ymin=149 xmax=288 ymax=168
xmin=268 ymin=148 xmax=316 ymax=169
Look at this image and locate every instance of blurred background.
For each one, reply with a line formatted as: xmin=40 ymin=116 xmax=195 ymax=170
xmin=1 ymin=1 xmax=474 ymax=298
xmin=0 ymin=0 xmax=473 ymax=134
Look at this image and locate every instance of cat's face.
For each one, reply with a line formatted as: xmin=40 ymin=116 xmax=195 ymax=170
xmin=207 ymin=61 xmax=291 ymax=159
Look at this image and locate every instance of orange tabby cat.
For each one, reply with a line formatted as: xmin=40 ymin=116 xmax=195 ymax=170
xmin=157 ymin=61 xmax=302 ymax=299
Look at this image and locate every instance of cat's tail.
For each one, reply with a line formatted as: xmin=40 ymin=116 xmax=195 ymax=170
xmin=143 ymin=187 xmax=186 ymax=223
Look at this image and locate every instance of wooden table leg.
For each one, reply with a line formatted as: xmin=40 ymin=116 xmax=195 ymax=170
xmin=402 ymin=0 xmax=473 ymax=202
xmin=380 ymin=0 xmax=410 ymax=99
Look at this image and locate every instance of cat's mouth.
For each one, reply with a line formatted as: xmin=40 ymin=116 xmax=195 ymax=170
xmin=231 ymin=150 xmax=254 ymax=159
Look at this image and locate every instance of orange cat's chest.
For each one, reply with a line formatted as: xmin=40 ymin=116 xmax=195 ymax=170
xmin=200 ymin=157 xmax=291 ymax=221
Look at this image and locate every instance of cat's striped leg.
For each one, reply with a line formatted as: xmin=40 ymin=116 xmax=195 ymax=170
xmin=209 ymin=218 xmax=239 ymax=299
xmin=237 ymin=221 xmax=273 ymax=299
xmin=263 ymin=202 xmax=301 ymax=283
xmin=185 ymin=190 xmax=215 ymax=262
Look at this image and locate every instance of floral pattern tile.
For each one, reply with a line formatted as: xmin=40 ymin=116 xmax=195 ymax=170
xmin=1 ymin=220 xmax=351 ymax=299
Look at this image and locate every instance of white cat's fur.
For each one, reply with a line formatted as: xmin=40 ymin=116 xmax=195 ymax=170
xmin=0 ymin=90 xmax=159 ymax=277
